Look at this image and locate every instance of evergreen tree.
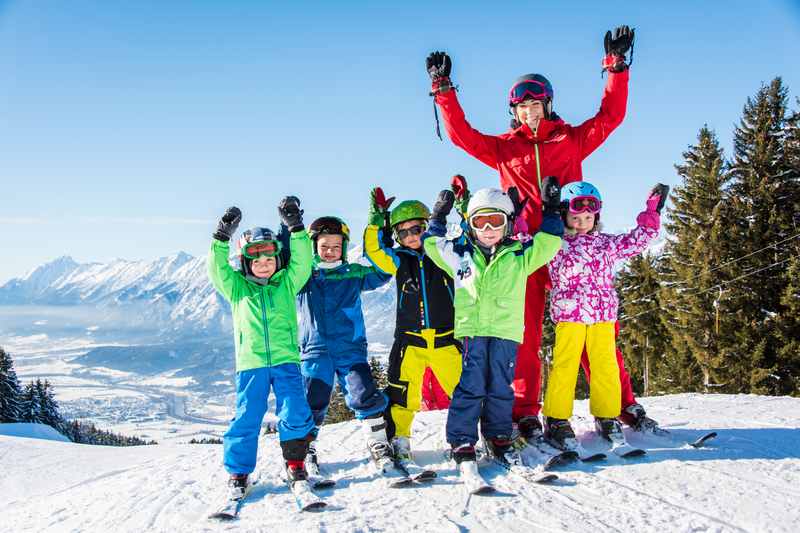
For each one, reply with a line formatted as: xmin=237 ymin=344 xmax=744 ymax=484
xmin=19 ymin=381 xmax=42 ymax=423
xmin=661 ymin=126 xmax=730 ymax=391
xmin=324 ymin=384 xmax=355 ymax=424
xmin=617 ymin=253 xmax=677 ymax=394
xmin=38 ymin=379 xmax=65 ymax=431
xmin=720 ymin=78 xmax=799 ymax=393
xmin=369 ymin=357 xmax=388 ymax=390
xmin=0 ymin=346 xmax=23 ymax=422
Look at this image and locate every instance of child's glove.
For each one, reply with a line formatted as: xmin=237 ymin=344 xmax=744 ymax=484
xmin=646 ymin=183 xmax=670 ymax=214
xmin=450 ymin=174 xmax=470 ymax=217
xmin=278 ymin=196 xmax=304 ymax=232
xmin=369 ymin=187 xmax=395 ymax=227
xmin=431 ymin=189 xmax=455 ymax=225
xmin=540 ymin=176 xmax=562 ymax=216
xmin=539 ymin=177 xmax=564 ymax=237
xmin=213 ymin=206 xmax=242 ymax=242
xmin=636 ymin=183 xmax=668 ymax=231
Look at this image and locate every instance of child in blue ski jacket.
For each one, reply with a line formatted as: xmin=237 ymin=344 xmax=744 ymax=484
xmin=297 ymin=216 xmax=393 ymax=472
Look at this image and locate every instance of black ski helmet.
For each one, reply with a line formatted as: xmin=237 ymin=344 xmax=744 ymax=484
xmin=309 ymin=216 xmax=350 ymax=262
xmin=508 ymin=73 xmax=554 ymax=126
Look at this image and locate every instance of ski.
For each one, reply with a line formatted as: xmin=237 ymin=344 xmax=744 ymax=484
xmin=458 ymin=460 xmax=495 ymax=495
xmin=308 ymin=473 xmax=336 ymax=490
xmin=395 ymin=459 xmax=437 ymax=483
xmin=609 ymin=443 xmax=647 ymax=458
xmin=534 ymin=438 xmax=606 ymax=468
xmin=635 ymin=425 xmax=718 ymax=449
xmin=488 ymin=456 xmax=559 ymax=484
xmin=286 ymin=477 xmax=327 ymax=512
xmin=373 ymin=457 xmax=414 ymax=487
xmin=208 ymin=476 xmax=259 ymax=521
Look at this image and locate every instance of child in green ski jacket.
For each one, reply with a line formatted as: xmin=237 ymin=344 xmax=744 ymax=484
xmin=208 ymin=197 xmax=315 ymax=502
xmin=422 ymin=178 xmax=564 ymax=471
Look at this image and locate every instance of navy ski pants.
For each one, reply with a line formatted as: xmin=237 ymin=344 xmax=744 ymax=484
xmin=301 ymin=352 xmax=387 ymax=434
xmin=446 ymin=336 xmax=519 ymax=446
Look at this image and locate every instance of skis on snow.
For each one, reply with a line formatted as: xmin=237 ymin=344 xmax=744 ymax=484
xmin=208 ymin=475 xmax=260 ymax=521
xmin=637 ymin=425 xmax=718 ymax=448
xmin=458 ymin=460 xmax=495 ymax=495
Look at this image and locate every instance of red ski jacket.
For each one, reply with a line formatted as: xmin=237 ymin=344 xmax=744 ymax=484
xmin=434 ymin=69 xmax=629 ymax=230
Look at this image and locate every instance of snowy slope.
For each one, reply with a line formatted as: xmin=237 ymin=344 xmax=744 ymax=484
xmin=0 ymin=423 xmax=71 ymax=442
xmin=1 ymin=393 xmax=799 ymax=533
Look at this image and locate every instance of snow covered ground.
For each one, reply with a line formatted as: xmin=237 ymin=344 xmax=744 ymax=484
xmin=2 ymin=393 xmax=799 ymax=533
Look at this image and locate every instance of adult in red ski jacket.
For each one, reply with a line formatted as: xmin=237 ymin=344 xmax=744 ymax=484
xmin=425 ymin=26 xmax=659 ymax=438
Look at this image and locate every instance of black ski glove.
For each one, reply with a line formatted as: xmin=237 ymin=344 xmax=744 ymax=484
xmin=278 ymin=196 xmax=304 ymax=232
xmin=427 ymin=51 xmax=454 ymax=95
xmin=426 ymin=51 xmax=452 ymax=80
xmin=541 ymin=176 xmax=562 ymax=216
xmin=431 ymin=189 xmax=455 ymax=225
xmin=506 ymin=187 xmax=528 ymax=220
xmin=213 ymin=206 xmax=242 ymax=242
xmin=603 ymin=25 xmax=635 ymax=72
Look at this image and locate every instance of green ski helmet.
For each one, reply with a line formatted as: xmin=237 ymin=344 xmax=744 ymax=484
xmin=389 ymin=200 xmax=431 ymax=228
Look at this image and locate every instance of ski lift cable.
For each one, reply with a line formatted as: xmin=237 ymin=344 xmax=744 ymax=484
xmin=620 ymin=255 xmax=793 ymax=321
xmin=622 ymin=231 xmax=800 ymax=304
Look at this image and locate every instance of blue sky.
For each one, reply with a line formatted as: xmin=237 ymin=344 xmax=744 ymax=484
xmin=1 ymin=1 xmax=799 ymax=283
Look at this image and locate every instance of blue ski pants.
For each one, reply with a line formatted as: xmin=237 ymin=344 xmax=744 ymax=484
xmin=223 ymin=364 xmax=314 ymax=475
xmin=446 ymin=336 xmax=519 ymax=447
xmin=301 ymin=351 xmax=387 ymax=434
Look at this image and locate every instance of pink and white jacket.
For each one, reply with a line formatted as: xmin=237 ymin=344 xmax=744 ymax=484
xmin=548 ymin=209 xmax=659 ymax=324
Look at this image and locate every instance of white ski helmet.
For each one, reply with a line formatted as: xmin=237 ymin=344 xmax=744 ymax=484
xmin=466 ymin=188 xmax=515 ymax=219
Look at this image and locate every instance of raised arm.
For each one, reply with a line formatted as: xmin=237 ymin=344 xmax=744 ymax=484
xmin=207 ymin=206 xmax=243 ymax=301
xmin=523 ymin=177 xmax=564 ymax=274
xmin=575 ymin=26 xmax=634 ymax=159
xmin=363 ymin=187 xmax=400 ymax=275
xmin=277 ymin=196 xmax=313 ymax=295
xmin=607 ymin=183 xmax=667 ymax=262
xmin=427 ymin=51 xmax=501 ymax=169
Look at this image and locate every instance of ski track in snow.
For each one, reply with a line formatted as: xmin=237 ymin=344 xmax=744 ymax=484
xmin=2 ymin=393 xmax=800 ymax=532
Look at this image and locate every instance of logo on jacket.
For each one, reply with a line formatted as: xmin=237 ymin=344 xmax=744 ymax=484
xmin=457 ymin=261 xmax=473 ymax=281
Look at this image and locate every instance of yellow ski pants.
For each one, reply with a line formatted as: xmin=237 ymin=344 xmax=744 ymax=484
xmin=386 ymin=329 xmax=463 ymax=438
xmin=543 ymin=322 xmax=621 ymax=419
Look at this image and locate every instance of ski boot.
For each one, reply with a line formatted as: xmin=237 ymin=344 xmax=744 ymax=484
xmin=452 ymin=443 xmax=494 ymax=494
xmin=544 ymin=417 xmax=578 ymax=451
xmin=484 ymin=436 xmax=524 ymax=466
xmin=619 ymin=403 xmax=661 ymax=433
xmin=227 ymin=474 xmax=250 ymax=501
xmin=595 ymin=417 xmax=624 ymax=445
xmin=285 ymin=461 xmax=309 ymax=487
xmin=518 ymin=415 xmax=543 ymax=442
xmin=306 ymin=440 xmax=322 ymax=477
xmin=363 ymin=417 xmax=410 ymax=485
xmin=451 ymin=443 xmax=477 ymax=464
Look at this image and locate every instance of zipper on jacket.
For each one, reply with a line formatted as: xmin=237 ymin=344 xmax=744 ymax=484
xmin=444 ymin=277 xmax=454 ymax=303
xmin=259 ymin=287 xmax=272 ymax=367
xmin=419 ymin=258 xmax=430 ymax=328
xmin=534 ymin=143 xmax=543 ymax=192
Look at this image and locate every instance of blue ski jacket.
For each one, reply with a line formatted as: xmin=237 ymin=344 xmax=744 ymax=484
xmin=297 ymin=260 xmax=391 ymax=361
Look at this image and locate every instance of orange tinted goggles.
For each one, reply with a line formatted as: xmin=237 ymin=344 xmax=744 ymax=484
xmin=469 ymin=211 xmax=507 ymax=231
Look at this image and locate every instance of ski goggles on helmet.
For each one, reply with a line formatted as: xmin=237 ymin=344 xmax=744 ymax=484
xmin=567 ymin=196 xmax=602 ymax=215
xmin=469 ymin=211 xmax=508 ymax=231
xmin=509 ymin=79 xmax=553 ymax=105
xmin=395 ymin=222 xmax=426 ymax=240
xmin=242 ymin=240 xmax=282 ymax=259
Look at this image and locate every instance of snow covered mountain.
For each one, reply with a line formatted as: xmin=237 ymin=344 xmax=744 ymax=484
xmin=0 ymin=249 xmax=397 ymax=344
xmin=2 ymin=393 xmax=799 ymax=532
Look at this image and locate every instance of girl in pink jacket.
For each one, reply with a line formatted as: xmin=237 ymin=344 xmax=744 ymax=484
xmin=542 ymin=181 xmax=667 ymax=451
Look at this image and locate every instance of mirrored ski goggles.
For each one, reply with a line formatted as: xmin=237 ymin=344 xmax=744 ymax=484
xmin=395 ymin=223 xmax=426 ymax=240
xmin=567 ymin=196 xmax=602 ymax=215
xmin=242 ymin=240 xmax=282 ymax=259
xmin=469 ymin=211 xmax=508 ymax=231
xmin=509 ymin=79 xmax=552 ymax=105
